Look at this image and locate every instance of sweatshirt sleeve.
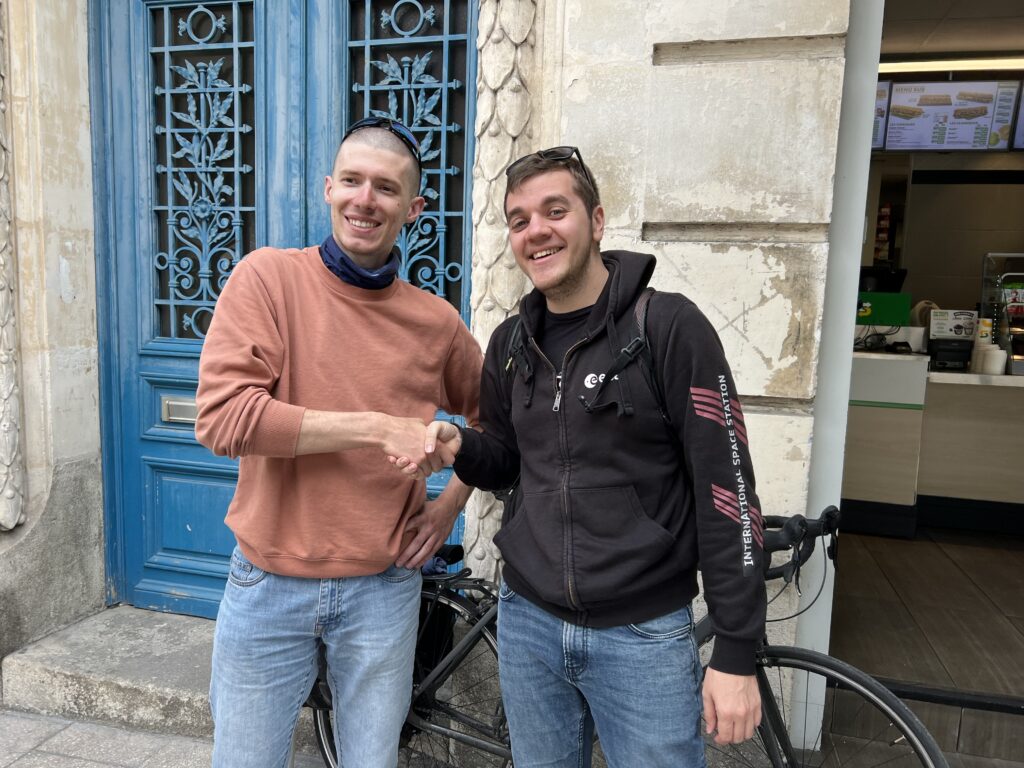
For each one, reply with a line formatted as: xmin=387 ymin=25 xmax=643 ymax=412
xmin=195 ymin=258 xmax=306 ymax=459
xmin=661 ymin=299 xmax=767 ymax=675
xmin=452 ymin=320 xmax=521 ymax=492
xmin=440 ymin=319 xmax=484 ymax=429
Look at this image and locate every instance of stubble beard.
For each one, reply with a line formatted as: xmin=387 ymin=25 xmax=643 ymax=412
xmin=540 ymin=241 xmax=599 ymax=305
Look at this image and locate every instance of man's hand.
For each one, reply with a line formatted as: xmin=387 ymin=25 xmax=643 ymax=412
xmin=389 ymin=420 xmax=463 ymax=478
xmin=295 ymin=411 xmax=441 ymax=476
xmin=396 ymin=496 xmax=461 ymax=569
xmin=380 ymin=416 xmax=444 ymax=477
xmin=702 ymin=668 xmax=761 ymax=745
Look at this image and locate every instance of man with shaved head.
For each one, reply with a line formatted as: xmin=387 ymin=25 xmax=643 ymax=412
xmin=195 ymin=118 xmax=482 ymax=767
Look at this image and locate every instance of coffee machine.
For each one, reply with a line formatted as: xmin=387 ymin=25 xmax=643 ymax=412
xmin=927 ymin=310 xmax=975 ymax=372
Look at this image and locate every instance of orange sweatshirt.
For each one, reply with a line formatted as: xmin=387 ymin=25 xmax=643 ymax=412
xmin=195 ymin=246 xmax=482 ymax=577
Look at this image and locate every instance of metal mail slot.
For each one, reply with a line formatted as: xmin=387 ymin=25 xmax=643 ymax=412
xmin=160 ymin=396 xmax=197 ymax=425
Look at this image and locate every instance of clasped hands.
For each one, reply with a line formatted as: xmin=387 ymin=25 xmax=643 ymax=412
xmin=385 ymin=419 xmax=462 ymax=478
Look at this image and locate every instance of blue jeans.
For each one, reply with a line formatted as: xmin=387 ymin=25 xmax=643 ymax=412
xmin=497 ymin=584 xmax=706 ymax=768
xmin=210 ymin=546 xmax=421 ymax=768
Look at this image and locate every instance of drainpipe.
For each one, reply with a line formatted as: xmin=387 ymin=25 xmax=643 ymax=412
xmin=795 ymin=0 xmax=885 ymax=652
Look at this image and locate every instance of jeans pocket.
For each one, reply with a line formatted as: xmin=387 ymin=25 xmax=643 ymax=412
xmin=376 ymin=563 xmax=419 ymax=583
xmin=626 ymin=605 xmax=693 ymax=640
xmin=227 ymin=546 xmax=267 ymax=588
xmin=498 ymin=581 xmax=517 ymax=602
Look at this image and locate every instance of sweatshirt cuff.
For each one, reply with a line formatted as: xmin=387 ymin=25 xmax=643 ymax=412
xmin=709 ymin=636 xmax=758 ymax=676
xmin=250 ymin=400 xmax=306 ymax=457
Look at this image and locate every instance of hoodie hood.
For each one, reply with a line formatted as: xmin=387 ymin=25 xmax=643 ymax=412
xmin=518 ymin=250 xmax=657 ymax=337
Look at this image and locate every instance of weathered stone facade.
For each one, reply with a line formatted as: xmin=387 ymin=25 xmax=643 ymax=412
xmin=0 ymin=0 xmax=855 ymax=657
xmin=464 ymin=0 xmax=851 ymax=584
xmin=0 ymin=0 xmax=27 ymax=532
xmin=0 ymin=0 xmax=105 ymax=660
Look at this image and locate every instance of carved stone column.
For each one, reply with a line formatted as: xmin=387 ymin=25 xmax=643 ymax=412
xmin=0 ymin=0 xmax=27 ymax=531
xmin=462 ymin=0 xmax=539 ymax=579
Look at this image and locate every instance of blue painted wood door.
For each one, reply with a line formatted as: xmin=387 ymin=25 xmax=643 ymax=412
xmin=92 ymin=0 xmax=478 ymax=618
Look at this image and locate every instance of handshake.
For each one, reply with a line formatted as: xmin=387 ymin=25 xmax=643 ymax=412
xmin=385 ymin=418 xmax=464 ymax=478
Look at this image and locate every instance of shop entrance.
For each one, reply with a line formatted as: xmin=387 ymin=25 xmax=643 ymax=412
xmin=833 ymin=1 xmax=1024 ymax=762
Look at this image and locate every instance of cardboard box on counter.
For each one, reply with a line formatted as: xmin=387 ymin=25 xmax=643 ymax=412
xmin=930 ymin=309 xmax=977 ymax=340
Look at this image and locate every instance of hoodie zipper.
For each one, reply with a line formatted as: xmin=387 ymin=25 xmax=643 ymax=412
xmin=557 ymin=337 xmax=589 ymax=614
xmin=534 ymin=336 xmax=590 ymax=612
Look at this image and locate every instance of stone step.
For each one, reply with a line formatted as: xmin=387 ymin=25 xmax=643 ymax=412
xmin=0 ymin=605 xmax=321 ymax=755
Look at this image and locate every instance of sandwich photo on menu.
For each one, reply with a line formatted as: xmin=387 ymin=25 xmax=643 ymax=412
xmin=954 ymin=106 xmax=989 ymax=120
xmin=918 ymin=94 xmax=952 ymax=106
xmin=957 ymin=91 xmax=994 ymax=103
xmin=891 ymin=105 xmax=925 ymax=119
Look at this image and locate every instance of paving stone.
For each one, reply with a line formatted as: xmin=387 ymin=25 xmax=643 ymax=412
xmin=7 ymin=754 xmax=110 ymax=768
xmin=32 ymin=722 xmax=166 ymax=767
xmin=0 ymin=711 xmax=71 ymax=768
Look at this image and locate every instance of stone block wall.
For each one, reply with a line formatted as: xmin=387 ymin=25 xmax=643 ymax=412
xmin=0 ymin=0 xmax=105 ymax=666
xmin=464 ymin=0 xmax=852 ymax=597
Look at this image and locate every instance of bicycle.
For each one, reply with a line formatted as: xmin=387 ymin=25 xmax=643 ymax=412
xmin=306 ymin=544 xmax=510 ymax=767
xmin=306 ymin=507 xmax=948 ymax=767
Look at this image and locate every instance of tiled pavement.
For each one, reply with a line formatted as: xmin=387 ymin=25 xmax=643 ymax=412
xmin=0 ymin=709 xmax=325 ymax=768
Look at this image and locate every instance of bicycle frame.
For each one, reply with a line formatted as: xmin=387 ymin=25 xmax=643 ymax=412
xmin=404 ymin=580 xmax=512 ymax=761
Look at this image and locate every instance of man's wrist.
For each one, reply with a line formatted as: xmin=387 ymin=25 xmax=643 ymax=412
xmin=708 ymin=636 xmax=758 ymax=676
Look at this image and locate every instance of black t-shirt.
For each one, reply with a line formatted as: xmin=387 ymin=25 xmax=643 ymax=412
xmin=538 ymin=305 xmax=591 ymax=373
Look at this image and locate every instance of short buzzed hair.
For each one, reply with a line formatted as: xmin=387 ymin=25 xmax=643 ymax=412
xmin=335 ymin=128 xmax=422 ymax=196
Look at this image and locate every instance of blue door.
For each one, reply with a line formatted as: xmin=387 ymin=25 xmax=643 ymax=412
xmin=92 ymin=0 xmax=478 ymax=618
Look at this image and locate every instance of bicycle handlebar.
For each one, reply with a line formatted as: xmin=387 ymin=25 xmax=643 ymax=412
xmin=428 ymin=507 xmax=841 ymax=588
xmin=761 ymin=505 xmax=841 ymax=582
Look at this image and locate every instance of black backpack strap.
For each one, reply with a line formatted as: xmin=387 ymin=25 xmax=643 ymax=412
xmin=579 ymin=287 xmax=669 ymax=420
xmin=503 ymin=316 xmax=523 ymax=374
xmin=502 ymin=316 xmax=534 ymax=407
xmin=495 ymin=317 xmax=525 ymax=503
xmin=632 ymin=288 xmax=672 ymax=426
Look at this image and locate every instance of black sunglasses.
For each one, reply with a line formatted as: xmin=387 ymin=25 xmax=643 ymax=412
xmin=343 ymin=116 xmax=422 ymax=174
xmin=505 ymin=145 xmax=596 ymax=192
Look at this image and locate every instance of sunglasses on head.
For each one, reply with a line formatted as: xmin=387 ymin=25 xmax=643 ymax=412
xmin=505 ymin=145 xmax=596 ymax=192
xmin=343 ymin=116 xmax=422 ymax=174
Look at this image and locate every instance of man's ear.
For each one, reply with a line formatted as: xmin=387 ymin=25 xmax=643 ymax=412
xmin=323 ymin=175 xmax=333 ymax=204
xmin=406 ymin=195 xmax=426 ymax=223
xmin=591 ymin=204 xmax=606 ymax=243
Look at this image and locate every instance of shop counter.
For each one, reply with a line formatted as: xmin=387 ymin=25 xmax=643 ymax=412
xmin=927 ymin=371 xmax=1024 ymax=388
xmin=841 ymin=353 xmax=929 ymax=509
xmin=842 ymin=353 xmax=1024 ymax=535
xmin=917 ymin=373 xmax=1024 ymax=504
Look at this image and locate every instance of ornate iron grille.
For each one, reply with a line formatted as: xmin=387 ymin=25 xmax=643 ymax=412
xmin=349 ymin=0 xmax=475 ymax=317
xmin=150 ymin=2 xmax=256 ymax=342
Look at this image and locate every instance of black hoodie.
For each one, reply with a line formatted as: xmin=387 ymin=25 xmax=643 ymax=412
xmin=454 ymin=250 xmax=766 ymax=675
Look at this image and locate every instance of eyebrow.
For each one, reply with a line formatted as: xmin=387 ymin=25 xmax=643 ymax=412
xmin=506 ymin=193 xmax=573 ymax=220
xmin=334 ymin=166 xmax=405 ymax=187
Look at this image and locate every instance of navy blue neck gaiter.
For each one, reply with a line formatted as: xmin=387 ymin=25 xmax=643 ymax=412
xmin=320 ymin=235 xmax=400 ymax=289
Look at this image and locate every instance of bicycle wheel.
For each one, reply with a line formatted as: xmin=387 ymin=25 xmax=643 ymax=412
xmin=704 ymin=645 xmax=947 ymax=768
xmin=312 ymin=589 xmax=510 ymax=768
xmin=404 ymin=589 xmax=510 ymax=767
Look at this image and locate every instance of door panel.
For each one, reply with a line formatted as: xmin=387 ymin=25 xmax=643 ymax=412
xmin=93 ymin=0 xmax=477 ymax=618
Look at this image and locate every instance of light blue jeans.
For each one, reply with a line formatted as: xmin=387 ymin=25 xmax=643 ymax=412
xmin=497 ymin=583 xmax=706 ymax=768
xmin=210 ymin=546 xmax=421 ymax=768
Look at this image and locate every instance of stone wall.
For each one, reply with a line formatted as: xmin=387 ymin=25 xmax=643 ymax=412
xmin=0 ymin=0 xmax=104 ymax=665
xmin=0 ymin=0 xmax=853 ymax=660
xmin=464 ymin=0 xmax=851 ymax=607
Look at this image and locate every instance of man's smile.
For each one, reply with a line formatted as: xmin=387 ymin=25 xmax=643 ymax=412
xmin=530 ymin=247 xmax=562 ymax=261
xmin=346 ymin=216 xmax=380 ymax=230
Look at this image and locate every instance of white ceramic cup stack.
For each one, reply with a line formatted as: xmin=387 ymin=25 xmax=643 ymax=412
xmin=981 ymin=346 xmax=1008 ymax=375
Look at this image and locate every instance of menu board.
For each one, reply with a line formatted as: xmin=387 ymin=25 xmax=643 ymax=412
xmin=872 ymin=82 xmax=891 ymax=150
xmin=884 ymin=81 xmax=1019 ymax=151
